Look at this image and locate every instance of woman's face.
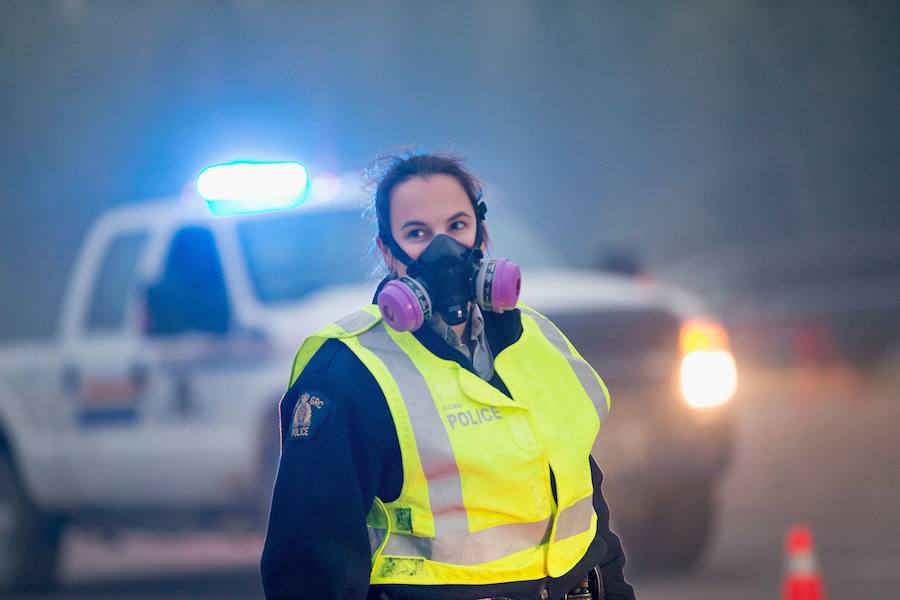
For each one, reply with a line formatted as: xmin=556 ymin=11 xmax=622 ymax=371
xmin=380 ymin=174 xmax=480 ymax=276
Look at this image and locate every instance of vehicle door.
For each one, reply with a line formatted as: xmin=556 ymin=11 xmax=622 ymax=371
xmin=64 ymin=218 xmax=242 ymax=507
xmin=59 ymin=222 xmax=156 ymax=505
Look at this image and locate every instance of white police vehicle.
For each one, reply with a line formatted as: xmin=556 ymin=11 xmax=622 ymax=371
xmin=0 ymin=162 xmax=737 ymax=590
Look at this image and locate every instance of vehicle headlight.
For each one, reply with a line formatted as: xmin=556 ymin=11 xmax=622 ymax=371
xmin=678 ymin=319 xmax=738 ymax=409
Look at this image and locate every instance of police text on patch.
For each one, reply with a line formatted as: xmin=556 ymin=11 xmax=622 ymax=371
xmin=291 ymin=392 xmax=326 ymax=438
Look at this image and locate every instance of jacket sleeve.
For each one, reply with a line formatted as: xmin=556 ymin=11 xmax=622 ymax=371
xmin=590 ymin=457 xmax=636 ymax=600
xmin=260 ymin=339 xmax=401 ymax=600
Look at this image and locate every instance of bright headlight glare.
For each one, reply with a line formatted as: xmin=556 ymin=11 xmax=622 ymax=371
xmin=680 ymin=350 xmax=737 ymax=408
xmin=680 ymin=319 xmax=729 ymax=354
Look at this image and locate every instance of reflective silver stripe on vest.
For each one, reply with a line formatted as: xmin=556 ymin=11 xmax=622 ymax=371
xmin=554 ymin=494 xmax=595 ymax=540
xmin=358 ymin=323 xmax=467 ymax=530
xmin=382 ymin=516 xmax=552 ymax=565
xmin=358 ymin=323 xmax=550 ymax=564
xmin=520 ymin=308 xmax=609 ymax=421
xmin=369 ymin=527 xmax=387 ymax=556
xmin=336 ymin=310 xmax=378 ymax=334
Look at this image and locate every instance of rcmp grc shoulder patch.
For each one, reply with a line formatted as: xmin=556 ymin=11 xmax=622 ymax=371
xmin=290 ymin=391 xmax=329 ymax=439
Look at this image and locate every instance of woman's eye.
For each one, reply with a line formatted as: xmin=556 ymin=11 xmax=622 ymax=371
xmin=450 ymin=221 xmax=468 ymax=231
xmin=406 ymin=228 xmax=426 ymax=240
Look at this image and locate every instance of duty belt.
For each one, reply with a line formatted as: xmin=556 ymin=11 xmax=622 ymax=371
xmin=375 ymin=567 xmax=605 ymax=600
xmin=477 ymin=566 xmax=605 ymax=600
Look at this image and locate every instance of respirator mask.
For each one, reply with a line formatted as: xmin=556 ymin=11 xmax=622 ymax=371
xmin=376 ymin=200 xmax=521 ymax=332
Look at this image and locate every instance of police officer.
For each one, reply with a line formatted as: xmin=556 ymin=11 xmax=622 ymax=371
xmin=261 ymin=154 xmax=636 ymax=600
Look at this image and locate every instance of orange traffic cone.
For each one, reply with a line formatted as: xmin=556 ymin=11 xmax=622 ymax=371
xmin=781 ymin=524 xmax=828 ymax=600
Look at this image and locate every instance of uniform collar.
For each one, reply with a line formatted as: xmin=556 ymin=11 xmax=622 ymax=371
xmin=426 ymin=304 xmax=494 ymax=380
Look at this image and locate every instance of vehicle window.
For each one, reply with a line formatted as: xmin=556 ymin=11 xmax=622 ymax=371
xmin=145 ymin=226 xmax=230 ymax=336
xmin=239 ymin=210 xmax=375 ymax=304
xmin=86 ymin=231 xmax=148 ymax=333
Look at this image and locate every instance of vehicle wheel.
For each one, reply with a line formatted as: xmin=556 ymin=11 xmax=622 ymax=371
xmin=617 ymin=482 xmax=715 ymax=573
xmin=0 ymin=453 xmax=63 ymax=592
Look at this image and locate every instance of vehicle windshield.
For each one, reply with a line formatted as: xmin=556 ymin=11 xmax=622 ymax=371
xmin=239 ymin=205 xmax=564 ymax=304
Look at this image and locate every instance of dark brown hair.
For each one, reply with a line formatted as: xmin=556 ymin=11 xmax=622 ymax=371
xmin=364 ymin=152 xmax=484 ymax=244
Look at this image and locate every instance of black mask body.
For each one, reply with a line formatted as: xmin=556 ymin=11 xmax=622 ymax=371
xmin=406 ymin=234 xmax=482 ymax=326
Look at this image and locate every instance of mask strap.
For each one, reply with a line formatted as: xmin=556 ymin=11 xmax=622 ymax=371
xmin=381 ymin=233 xmax=422 ymax=277
xmin=470 ymin=200 xmax=487 ymax=261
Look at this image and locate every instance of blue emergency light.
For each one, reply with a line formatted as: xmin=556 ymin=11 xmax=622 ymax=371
xmin=197 ymin=160 xmax=310 ymax=216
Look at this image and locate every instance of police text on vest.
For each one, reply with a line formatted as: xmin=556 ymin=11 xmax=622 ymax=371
xmin=444 ymin=406 xmax=503 ymax=429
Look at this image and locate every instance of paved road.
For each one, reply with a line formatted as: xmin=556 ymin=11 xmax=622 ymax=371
xmin=13 ymin=363 xmax=900 ymax=599
xmin=635 ymin=361 xmax=900 ymax=600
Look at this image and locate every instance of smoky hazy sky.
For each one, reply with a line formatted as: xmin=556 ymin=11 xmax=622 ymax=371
xmin=1 ymin=1 xmax=898 ymax=338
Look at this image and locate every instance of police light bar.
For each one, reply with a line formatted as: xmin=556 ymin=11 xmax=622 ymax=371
xmin=197 ymin=160 xmax=310 ymax=216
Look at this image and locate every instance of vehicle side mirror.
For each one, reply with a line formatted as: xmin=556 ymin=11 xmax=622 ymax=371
xmin=594 ymin=248 xmax=645 ymax=277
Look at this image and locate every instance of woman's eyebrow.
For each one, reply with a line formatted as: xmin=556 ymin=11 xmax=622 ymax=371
xmin=400 ymin=219 xmax=429 ymax=229
xmin=446 ymin=211 xmax=471 ymax=222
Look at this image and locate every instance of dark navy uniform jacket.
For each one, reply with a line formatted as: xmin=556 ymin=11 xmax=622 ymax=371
xmin=260 ymin=304 xmax=636 ymax=600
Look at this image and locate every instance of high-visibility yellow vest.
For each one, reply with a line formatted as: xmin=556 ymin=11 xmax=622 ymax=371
xmin=289 ymin=303 xmax=610 ymax=586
